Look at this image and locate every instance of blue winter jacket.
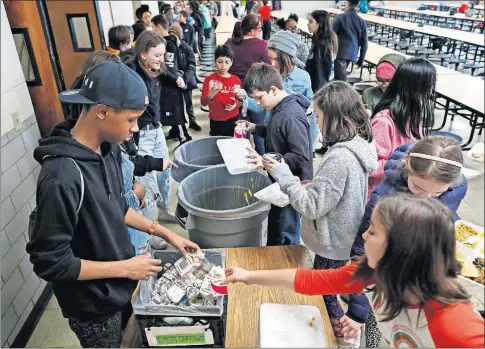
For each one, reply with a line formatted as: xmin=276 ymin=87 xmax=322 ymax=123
xmin=345 ymin=141 xmax=468 ymax=323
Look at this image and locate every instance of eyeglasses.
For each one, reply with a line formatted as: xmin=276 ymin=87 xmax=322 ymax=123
xmin=376 ymin=78 xmax=391 ymax=85
xmin=254 ymin=26 xmax=262 ymax=31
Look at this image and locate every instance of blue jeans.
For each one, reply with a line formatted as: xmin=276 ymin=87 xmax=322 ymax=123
xmin=137 ymin=127 xmax=171 ymax=210
xmin=308 ymin=113 xmax=319 ymax=152
xmin=128 ymin=225 xmax=150 ymax=255
xmin=267 ymin=204 xmax=301 ymax=246
xmin=247 ymin=109 xmax=266 ymax=155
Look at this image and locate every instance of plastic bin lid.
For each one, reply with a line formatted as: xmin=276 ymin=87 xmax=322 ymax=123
xmin=217 ymin=138 xmax=252 ymax=175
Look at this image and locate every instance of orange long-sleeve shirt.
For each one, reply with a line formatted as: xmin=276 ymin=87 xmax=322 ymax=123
xmin=295 ymin=264 xmax=485 ymax=348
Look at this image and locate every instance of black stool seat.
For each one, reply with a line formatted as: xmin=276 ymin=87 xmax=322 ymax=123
xmin=347 ymin=77 xmax=363 ymax=85
xmin=367 ymin=32 xmax=376 ymax=39
xmin=418 ymin=49 xmax=437 ymax=56
xmin=429 ymin=53 xmax=451 ymax=59
xmin=446 ymin=58 xmax=467 ymax=64
xmin=380 ymin=37 xmax=392 ymax=43
xmin=371 ymin=35 xmax=384 ymax=42
xmin=408 ymin=45 xmax=425 ymax=52
xmin=464 ymin=62 xmax=484 ymax=69
xmin=200 ymin=66 xmax=215 ymax=72
xmin=397 ymin=42 xmax=411 ymax=49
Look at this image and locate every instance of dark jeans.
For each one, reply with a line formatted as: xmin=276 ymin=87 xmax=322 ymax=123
xmin=209 ymin=115 xmax=240 ymax=136
xmin=183 ymin=89 xmax=196 ymax=123
xmin=267 ymin=204 xmax=301 ymax=246
xmin=334 ymin=58 xmax=351 ymax=81
xmin=204 ymin=27 xmax=212 ymax=39
xmin=247 ymin=109 xmax=265 ymax=155
xmin=262 ymin=19 xmax=271 ymax=40
xmin=67 ymin=302 xmax=132 ymax=348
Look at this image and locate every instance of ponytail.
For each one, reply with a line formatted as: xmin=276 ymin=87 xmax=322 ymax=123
xmin=232 ymin=21 xmax=243 ymax=45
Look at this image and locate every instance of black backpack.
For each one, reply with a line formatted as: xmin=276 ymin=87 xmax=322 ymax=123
xmin=28 ymin=158 xmax=84 ymax=240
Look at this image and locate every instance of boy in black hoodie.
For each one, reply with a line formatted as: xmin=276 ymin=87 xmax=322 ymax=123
xmin=27 ymin=62 xmax=199 ymax=348
xmin=237 ymin=63 xmax=313 ymax=246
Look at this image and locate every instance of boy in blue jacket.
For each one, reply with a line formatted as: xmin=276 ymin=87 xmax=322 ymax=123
xmin=332 ymin=0 xmax=368 ymax=81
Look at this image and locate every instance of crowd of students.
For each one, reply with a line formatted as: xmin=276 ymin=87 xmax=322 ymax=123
xmin=25 ymin=0 xmax=484 ymax=348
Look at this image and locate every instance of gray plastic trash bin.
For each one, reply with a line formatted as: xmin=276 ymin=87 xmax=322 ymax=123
xmin=177 ymin=165 xmax=271 ymax=248
xmin=171 ymin=136 xmax=231 ymax=183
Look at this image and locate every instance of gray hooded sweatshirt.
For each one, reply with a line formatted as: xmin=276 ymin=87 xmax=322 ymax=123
xmin=272 ymin=136 xmax=378 ymax=260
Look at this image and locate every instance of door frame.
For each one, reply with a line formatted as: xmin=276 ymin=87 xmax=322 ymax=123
xmin=36 ymin=0 xmax=107 ymax=112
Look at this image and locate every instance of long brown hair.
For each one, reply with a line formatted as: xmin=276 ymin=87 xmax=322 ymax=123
xmin=268 ymin=48 xmax=295 ymax=76
xmin=353 ymin=195 xmax=469 ymax=322
xmin=314 ymin=81 xmax=373 ymax=147
xmin=133 ymin=30 xmax=166 ymax=77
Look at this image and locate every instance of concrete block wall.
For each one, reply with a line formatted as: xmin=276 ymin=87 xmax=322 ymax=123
xmin=1 ymin=2 xmax=46 ymax=347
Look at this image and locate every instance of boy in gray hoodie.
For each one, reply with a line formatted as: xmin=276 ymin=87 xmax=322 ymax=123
xmin=261 ymin=81 xmax=377 ymax=346
xmin=238 ymin=63 xmax=313 ymax=246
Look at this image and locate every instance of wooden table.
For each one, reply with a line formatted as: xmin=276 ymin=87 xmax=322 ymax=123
xmin=121 ymin=246 xmax=337 ymax=348
xmin=215 ymin=15 xmax=239 ymax=34
xmin=225 ymin=246 xmax=337 ymax=348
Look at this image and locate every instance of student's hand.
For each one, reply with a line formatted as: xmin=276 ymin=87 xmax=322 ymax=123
xmin=208 ymin=84 xmax=221 ymax=100
xmin=167 ymin=234 xmax=201 ymax=258
xmin=123 ymin=253 xmax=163 ymax=280
xmin=176 ymin=77 xmax=186 ymax=89
xmin=262 ymin=155 xmax=283 ymax=173
xmin=234 ymin=87 xmax=247 ymax=100
xmin=222 ymin=266 xmax=250 ymax=285
xmin=225 ymin=97 xmax=238 ymax=111
xmin=236 ymin=120 xmax=255 ymax=132
xmin=133 ymin=183 xmax=146 ymax=201
xmin=245 ymin=145 xmax=264 ymax=171
xmin=163 ymin=158 xmax=178 ymax=171
xmin=340 ymin=315 xmax=364 ymax=340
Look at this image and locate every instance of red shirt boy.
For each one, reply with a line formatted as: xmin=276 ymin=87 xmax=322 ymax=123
xmin=201 ymin=45 xmax=245 ymax=136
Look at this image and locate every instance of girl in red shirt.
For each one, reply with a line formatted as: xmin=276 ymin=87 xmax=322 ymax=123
xmin=223 ymin=195 xmax=485 ymax=348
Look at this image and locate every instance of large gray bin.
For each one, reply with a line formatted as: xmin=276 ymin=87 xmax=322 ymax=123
xmin=177 ymin=165 xmax=271 ymax=248
xmin=171 ymin=136 xmax=231 ymax=183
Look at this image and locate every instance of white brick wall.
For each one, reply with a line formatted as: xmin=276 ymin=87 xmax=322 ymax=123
xmin=1 ymin=2 xmax=46 ymax=347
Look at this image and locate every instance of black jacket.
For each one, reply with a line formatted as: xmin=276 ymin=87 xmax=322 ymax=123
xmin=122 ymin=139 xmax=165 ymax=176
xmin=27 ymin=120 xmax=137 ymax=322
xmin=254 ymin=94 xmax=313 ymax=181
xmin=332 ymin=8 xmax=368 ymax=64
xmin=124 ymin=53 xmax=162 ymax=130
xmin=305 ymin=43 xmax=333 ymax=92
xmin=177 ymin=41 xmax=197 ymax=90
xmin=160 ymin=35 xmax=185 ymax=126
xmin=181 ymin=22 xmax=195 ymax=47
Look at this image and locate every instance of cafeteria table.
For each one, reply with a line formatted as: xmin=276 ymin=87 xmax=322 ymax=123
xmin=121 ymin=246 xmax=338 ymax=348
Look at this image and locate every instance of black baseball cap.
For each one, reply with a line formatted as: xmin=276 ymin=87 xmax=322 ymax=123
xmin=58 ymin=61 xmax=148 ymax=110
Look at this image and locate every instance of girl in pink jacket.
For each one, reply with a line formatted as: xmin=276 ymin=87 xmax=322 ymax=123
xmin=368 ymin=57 xmax=436 ymax=198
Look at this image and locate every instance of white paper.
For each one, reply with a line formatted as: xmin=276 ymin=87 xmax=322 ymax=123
xmin=254 ymin=182 xmax=290 ymax=207
xmin=217 ymin=138 xmax=252 ymax=175
xmin=259 ymin=303 xmax=328 ymax=348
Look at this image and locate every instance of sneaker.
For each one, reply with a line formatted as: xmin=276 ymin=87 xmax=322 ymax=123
xmin=189 ymin=122 xmax=202 ymax=131
xmin=149 ymin=236 xmax=168 ymax=250
xmin=337 ymin=329 xmax=361 ymax=348
xmin=184 ymin=134 xmax=193 ymax=142
xmin=165 ymin=132 xmax=179 ymax=141
xmin=158 ymin=209 xmax=176 ymax=223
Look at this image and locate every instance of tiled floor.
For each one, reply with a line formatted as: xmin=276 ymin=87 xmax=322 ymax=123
xmin=25 ymin=60 xmax=484 ymax=348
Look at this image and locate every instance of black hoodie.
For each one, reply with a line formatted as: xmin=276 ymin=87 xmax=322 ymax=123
xmin=254 ymin=94 xmax=313 ymax=181
xmin=26 ymin=120 xmax=137 ymax=322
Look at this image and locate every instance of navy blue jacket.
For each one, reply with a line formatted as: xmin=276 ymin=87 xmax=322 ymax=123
xmin=344 ymin=142 xmax=467 ymax=323
xmin=332 ymin=8 xmax=368 ymax=64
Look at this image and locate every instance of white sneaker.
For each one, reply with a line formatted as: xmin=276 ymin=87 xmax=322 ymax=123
xmin=337 ymin=329 xmax=361 ymax=348
xmin=158 ymin=209 xmax=176 ymax=223
xmin=150 ymin=236 xmax=168 ymax=250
